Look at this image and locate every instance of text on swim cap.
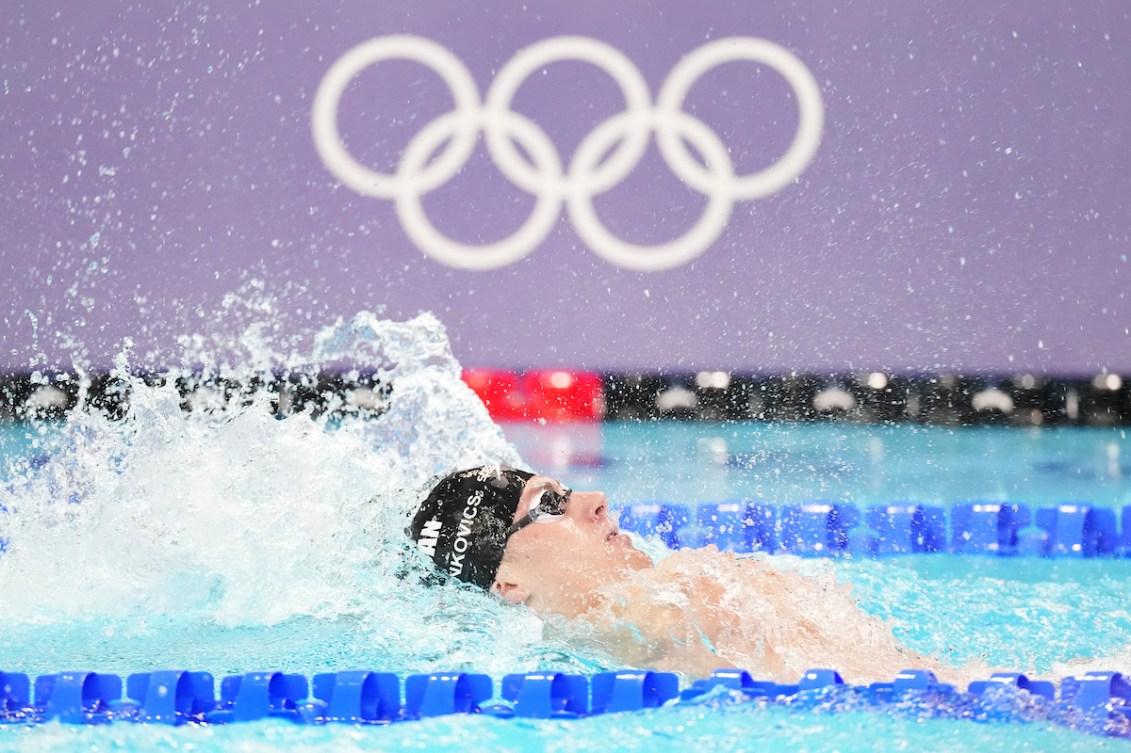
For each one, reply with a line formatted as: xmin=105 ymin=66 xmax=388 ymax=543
xmin=417 ymin=519 xmax=442 ymax=557
xmin=448 ymin=489 xmax=484 ymax=577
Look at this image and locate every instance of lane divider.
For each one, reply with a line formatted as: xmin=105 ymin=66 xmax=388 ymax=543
xmin=0 ymin=668 xmax=1127 ymax=738
xmin=617 ymin=501 xmax=1131 ymax=558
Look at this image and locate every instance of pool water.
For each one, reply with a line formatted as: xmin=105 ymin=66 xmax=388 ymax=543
xmin=0 ymin=702 xmax=1127 ymax=753
xmin=511 ymin=420 xmax=1131 ymax=510
xmin=0 ymin=312 xmax=1129 ymax=751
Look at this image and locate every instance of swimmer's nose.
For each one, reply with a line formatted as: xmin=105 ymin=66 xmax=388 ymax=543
xmin=567 ymin=490 xmax=610 ymax=523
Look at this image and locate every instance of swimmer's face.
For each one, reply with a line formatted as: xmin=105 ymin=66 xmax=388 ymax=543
xmin=491 ymin=475 xmax=653 ymax=616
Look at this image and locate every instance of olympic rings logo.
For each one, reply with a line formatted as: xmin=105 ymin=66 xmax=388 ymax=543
xmin=312 ymin=35 xmax=823 ymax=271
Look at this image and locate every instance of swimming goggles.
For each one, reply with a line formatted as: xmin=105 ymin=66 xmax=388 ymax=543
xmin=507 ymin=486 xmax=572 ymax=535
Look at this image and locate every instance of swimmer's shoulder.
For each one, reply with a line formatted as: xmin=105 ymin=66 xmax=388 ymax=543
xmin=654 ymin=544 xmax=768 ymax=574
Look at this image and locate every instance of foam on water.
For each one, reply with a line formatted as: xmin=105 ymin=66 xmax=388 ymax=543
xmin=1 ymin=704 xmax=1127 ymax=753
xmin=0 ymin=303 xmax=616 ymax=676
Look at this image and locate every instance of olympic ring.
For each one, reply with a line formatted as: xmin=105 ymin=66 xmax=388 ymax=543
xmin=312 ymin=35 xmax=824 ymax=271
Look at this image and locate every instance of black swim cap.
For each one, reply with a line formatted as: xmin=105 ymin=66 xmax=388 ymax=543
xmin=409 ymin=466 xmax=534 ymax=590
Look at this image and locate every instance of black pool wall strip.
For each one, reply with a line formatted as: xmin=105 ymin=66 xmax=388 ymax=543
xmin=0 ymin=371 xmax=1129 ymax=426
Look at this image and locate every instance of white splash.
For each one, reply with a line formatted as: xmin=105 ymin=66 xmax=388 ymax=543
xmin=0 ymin=308 xmax=521 ymax=631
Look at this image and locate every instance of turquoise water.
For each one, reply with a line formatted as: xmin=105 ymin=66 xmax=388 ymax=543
xmin=2 ymin=419 xmax=1130 ymax=750
xmin=512 ymin=420 xmax=1131 ymax=510
xmin=1 ymin=314 xmax=1129 ymax=751
xmin=2 ymin=704 xmax=1130 ymax=753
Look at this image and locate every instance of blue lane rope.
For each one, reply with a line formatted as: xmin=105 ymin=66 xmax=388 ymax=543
xmin=0 ymin=668 xmax=1128 ymax=739
xmin=3 ymin=487 xmax=1128 ymax=561
xmin=617 ymin=501 xmax=1131 ymax=558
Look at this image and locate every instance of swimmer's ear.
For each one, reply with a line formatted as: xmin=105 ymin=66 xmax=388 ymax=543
xmin=490 ymin=578 xmax=529 ymax=605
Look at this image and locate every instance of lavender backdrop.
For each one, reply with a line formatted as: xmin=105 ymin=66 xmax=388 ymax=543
xmin=2 ymin=1 xmax=1128 ymax=373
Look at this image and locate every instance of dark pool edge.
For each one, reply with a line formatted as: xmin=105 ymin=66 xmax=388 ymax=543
xmin=0 ymin=370 xmax=1128 ymax=426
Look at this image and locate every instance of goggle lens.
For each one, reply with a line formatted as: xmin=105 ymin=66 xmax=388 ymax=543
xmin=534 ymin=488 xmax=570 ymax=517
xmin=507 ymin=486 xmax=572 ymax=535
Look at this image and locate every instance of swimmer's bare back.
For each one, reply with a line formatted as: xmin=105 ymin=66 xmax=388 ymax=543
xmin=579 ymin=546 xmax=973 ymax=684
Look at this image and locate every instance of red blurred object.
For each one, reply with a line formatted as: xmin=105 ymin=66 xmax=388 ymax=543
xmin=461 ymin=369 xmax=605 ymax=422
xmin=461 ymin=369 xmax=526 ymax=420
xmin=521 ymin=370 xmax=605 ymax=422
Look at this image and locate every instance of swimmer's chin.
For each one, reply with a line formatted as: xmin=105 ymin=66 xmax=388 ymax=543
xmin=608 ymin=533 xmax=654 ymax=570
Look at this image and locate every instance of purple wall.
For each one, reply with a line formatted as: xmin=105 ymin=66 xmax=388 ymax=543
xmin=2 ymin=1 xmax=1129 ymax=373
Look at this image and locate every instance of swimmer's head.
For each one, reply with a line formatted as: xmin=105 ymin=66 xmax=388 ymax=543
xmin=409 ymin=465 xmax=533 ymax=590
xmin=410 ymin=466 xmax=653 ymax=615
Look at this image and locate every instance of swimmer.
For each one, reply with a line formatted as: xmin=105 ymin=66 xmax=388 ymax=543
xmin=409 ymin=465 xmax=960 ymax=683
